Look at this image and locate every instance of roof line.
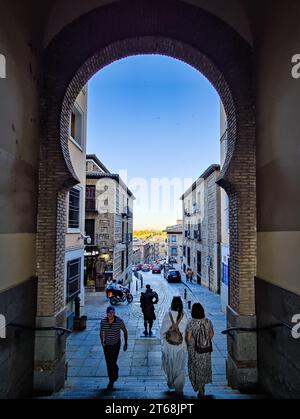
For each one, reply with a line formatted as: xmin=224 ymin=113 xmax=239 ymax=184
xmin=180 ymin=164 xmax=220 ymax=200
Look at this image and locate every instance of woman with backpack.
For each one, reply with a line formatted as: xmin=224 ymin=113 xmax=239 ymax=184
xmin=186 ymin=303 xmax=214 ymax=399
xmin=160 ymin=296 xmax=188 ymax=397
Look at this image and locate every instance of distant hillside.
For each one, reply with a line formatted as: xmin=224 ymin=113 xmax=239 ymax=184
xmin=133 ymin=230 xmax=167 ymax=241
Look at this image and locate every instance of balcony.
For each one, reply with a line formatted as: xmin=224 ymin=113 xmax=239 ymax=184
xmin=86 ymin=199 xmax=98 ymax=213
xmin=121 ymin=233 xmax=133 ymax=245
xmin=121 ymin=207 xmax=133 ymax=218
xmin=194 ymin=231 xmax=202 ymax=242
xmin=185 ymin=231 xmax=191 ymax=239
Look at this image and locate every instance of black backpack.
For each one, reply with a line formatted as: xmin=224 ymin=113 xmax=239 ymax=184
xmin=194 ymin=319 xmax=213 ymax=354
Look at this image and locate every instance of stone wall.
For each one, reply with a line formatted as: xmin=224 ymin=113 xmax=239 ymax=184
xmin=0 ymin=278 xmax=37 ymax=398
xmin=255 ymin=278 xmax=300 ymax=399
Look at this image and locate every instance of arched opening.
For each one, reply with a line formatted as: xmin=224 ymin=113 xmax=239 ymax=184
xmin=35 ymin=0 xmax=256 ymax=396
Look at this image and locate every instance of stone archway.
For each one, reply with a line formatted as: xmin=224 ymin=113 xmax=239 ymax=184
xmin=36 ymin=0 xmax=256 ymax=394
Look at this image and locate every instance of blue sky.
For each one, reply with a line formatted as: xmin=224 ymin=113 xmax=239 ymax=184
xmin=87 ymin=55 xmax=220 ymax=229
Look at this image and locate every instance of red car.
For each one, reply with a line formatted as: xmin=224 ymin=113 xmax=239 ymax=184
xmin=152 ymin=265 xmax=162 ymax=274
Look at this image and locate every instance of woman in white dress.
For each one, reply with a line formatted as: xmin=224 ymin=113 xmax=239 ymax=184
xmin=160 ymin=296 xmax=188 ymax=396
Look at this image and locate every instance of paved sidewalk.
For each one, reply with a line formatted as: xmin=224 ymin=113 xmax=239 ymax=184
xmin=47 ymin=273 xmax=261 ymax=399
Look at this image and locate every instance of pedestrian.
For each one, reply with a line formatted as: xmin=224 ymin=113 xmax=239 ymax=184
xmin=100 ymin=306 xmax=128 ymax=390
xmin=187 ymin=269 xmax=194 ymax=283
xmin=186 ymin=303 xmax=214 ymax=399
xmin=186 ymin=269 xmax=190 ymax=282
xmin=140 ymin=284 xmax=159 ymax=336
xmin=160 ymin=296 xmax=188 ymax=397
xmin=106 ymin=278 xmax=113 ymax=299
xmin=110 ymin=279 xmax=123 ymax=298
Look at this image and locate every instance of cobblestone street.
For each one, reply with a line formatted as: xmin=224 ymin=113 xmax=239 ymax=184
xmin=47 ymin=271 xmax=261 ymax=399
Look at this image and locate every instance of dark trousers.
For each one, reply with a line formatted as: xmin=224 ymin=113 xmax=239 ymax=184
xmin=104 ymin=341 xmax=121 ymax=383
xmin=144 ymin=319 xmax=153 ymax=330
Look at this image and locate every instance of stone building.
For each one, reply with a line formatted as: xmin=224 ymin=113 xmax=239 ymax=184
xmin=65 ymin=87 xmax=88 ymax=325
xmin=1 ymin=0 xmax=300 ymax=399
xmin=85 ymin=155 xmax=134 ymax=290
xmin=148 ymin=235 xmax=167 ymax=262
xmin=132 ymin=247 xmax=142 ymax=266
xmin=132 ymin=239 xmax=151 ymax=265
xmin=165 ymin=221 xmax=183 ymax=263
xmin=181 ymin=165 xmax=221 ymax=293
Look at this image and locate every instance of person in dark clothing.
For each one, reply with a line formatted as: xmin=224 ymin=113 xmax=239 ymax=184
xmin=140 ymin=284 xmax=159 ymax=336
xmin=100 ymin=306 xmax=128 ymax=390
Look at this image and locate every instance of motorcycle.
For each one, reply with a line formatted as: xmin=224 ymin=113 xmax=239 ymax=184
xmin=107 ymin=287 xmax=133 ymax=305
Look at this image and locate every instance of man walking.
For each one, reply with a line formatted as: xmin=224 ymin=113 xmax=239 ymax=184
xmin=100 ymin=306 xmax=128 ymax=390
xmin=140 ymin=285 xmax=159 ymax=336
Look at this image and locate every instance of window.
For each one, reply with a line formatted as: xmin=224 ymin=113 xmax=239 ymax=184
xmin=121 ymin=251 xmax=125 ymax=271
xmin=104 ymin=199 xmax=108 ymax=206
xmin=183 ymin=246 xmax=186 ymax=257
xmin=187 ymin=247 xmax=191 ymax=266
xmin=67 ymin=258 xmax=81 ymax=302
xmin=171 ymin=235 xmax=177 ymax=243
xmin=171 ymin=247 xmax=177 ymax=257
xmin=198 ymin=222 xmax=202 ymax=241
xmin=197 ymin=251 xmax=202 ymax=276
xmin=68 ymin=188 xmax=80 ymax=229
xmin=70 ymin=105 xmax=84 ymax=148
xmin=86 ymin=185 xmax=96 ymax=211
xmin=197 ymin=251 xmax=202 ymax=284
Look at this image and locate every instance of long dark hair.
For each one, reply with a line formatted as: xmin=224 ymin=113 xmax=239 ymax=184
xmin=191 ymin=303 xmax=205 ymax=320
xmin=170 ymin=296 xmax=184 ymax=322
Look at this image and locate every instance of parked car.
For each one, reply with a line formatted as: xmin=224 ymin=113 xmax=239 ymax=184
xmin=166 ymin=269 xmax=182 ymax=283
xmin=142 ymin=265 xmax=150 ymax=272
xmin=163 ymin=264 xmax=171 ymax=276
xmin=152 ymin=265 xmax=161 ymax=274
xmin=168 ymin=257 xmax=177 ymax=264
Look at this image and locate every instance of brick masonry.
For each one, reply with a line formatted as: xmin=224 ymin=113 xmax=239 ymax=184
xmin=36 ymin=0 xmax=256 ymax=392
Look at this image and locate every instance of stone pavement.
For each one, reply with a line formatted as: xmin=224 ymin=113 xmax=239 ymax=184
xmin=47 ymin=272 xmax=262 ymax=399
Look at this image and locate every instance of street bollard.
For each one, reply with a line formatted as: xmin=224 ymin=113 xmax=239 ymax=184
xmin=136 ymin=281 xmax=138 ymax=292
xmin=188 ymin=301 xmax=191 ymax=310
xmin=141 ymin=276 xmax=143 ymax=289
xmin=184 ymin=289 xmax=187 ymax=300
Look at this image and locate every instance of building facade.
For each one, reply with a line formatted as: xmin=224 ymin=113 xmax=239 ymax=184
xmin=148 ymin=235 xmax=168 ymax=262
xmin=85 ymin=155 xmax=134 ymax=290
xmin=65 ymin=87 xmax=88 ymax=326
xmin=181 ymin=165 xmax=221 ymax=293
xmin=132 ymin=239 xmax=151 ymax=265
xmin=2 ymin=0 xmax=300 ymax=399
xmin=165 ymin=221 xmax=183 ymax=263
xmin=220 ymin=103 xmax=230 ymax=313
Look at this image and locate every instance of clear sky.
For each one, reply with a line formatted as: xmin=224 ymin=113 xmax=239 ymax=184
xmin=87 ymin=55 xmax=220 ymax=230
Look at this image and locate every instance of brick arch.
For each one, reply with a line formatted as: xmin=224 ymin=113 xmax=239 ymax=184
xmin=36 ymin=0 xmax=256 ymax=393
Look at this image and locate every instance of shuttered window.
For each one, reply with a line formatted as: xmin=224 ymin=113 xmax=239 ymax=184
xmin=69 ymin=188 xmax=80 ymax=229
xmin=67 ymin=258 xmax=81 ymax=301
